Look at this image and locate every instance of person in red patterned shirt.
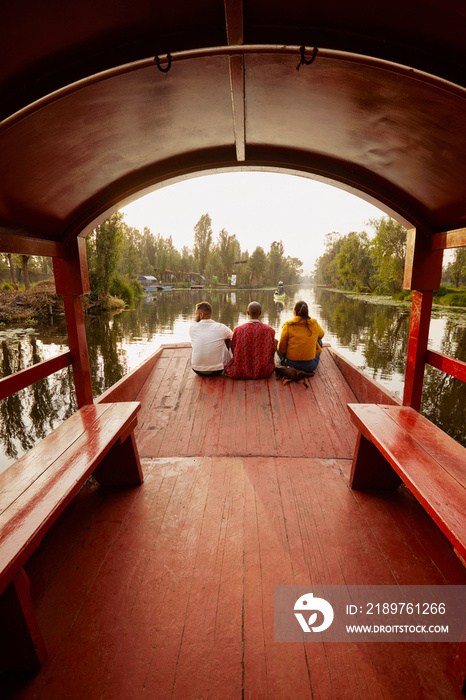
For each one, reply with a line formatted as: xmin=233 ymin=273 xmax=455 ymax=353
xmin=224 ymin=302 xmax=276 ymax=379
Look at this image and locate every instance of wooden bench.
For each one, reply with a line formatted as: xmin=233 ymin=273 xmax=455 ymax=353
xmin=347 ymin=403 xmax=466 ymax=562
xmin=0 ymin=401 xmax=143 ymax=671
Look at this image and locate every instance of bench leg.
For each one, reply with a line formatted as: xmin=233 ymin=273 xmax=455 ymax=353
xmin=350 ymin=433 xmax=403 ymax=490
xmin=0 ymin=569 xmax=47 ymax=671
xmin=92 ymin=429 xmax=144 ymax=486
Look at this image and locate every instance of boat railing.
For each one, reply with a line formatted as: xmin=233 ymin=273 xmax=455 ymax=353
xmin=401 ymin=227 xmax=466 ymax=411
xmin=0 ymin=351 xmax=72 ymax=402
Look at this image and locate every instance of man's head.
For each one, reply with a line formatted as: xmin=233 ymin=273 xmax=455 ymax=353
xmin=195 ymin=301 xmax=212 ymax=322
xmin=247 ymin=301 xmax=262 ymax=319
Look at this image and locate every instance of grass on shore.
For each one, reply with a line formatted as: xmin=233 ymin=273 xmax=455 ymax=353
xmin=393 ymin=286 xmax=466 ymax=307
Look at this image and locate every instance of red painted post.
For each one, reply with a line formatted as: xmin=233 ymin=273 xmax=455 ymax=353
xmin=62 ymin=295 xmax=93 ymax=407
xmin=403 ymin=291 xmax=433 ymax=409
xmin=402 ymin=227 xmax=442 ymax=411
xmin=53 ymin=237 xmax=93 ymax=407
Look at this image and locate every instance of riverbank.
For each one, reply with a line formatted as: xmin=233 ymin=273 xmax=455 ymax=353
xmin=322 ymin=287 xmax=466 ymax=323
xmin=0 ymin=279 xmax=125 ymax=323
xmin=0 ymin=280 xmax=61 ymax=323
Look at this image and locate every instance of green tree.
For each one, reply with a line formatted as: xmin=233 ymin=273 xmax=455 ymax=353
xmin=180 ymin=246 xmax=195 ymax=274
xmin=369 ymin=217 xmax=407 ymax=294
xmin=443 ymin=248 xmax=466 ymax=288
xmin=282 ymin=256 xmax=304 ymax=284
xmin=246 ymin=246 xmax=267 ymax=286
xmin=204 ymin=248 xmax=222 ymax=284
xmin=87 ymin=212 xmax=125 ymax=298
xmin=141 ymin=227 xmax=157 ymax=270
xmin=314 ymin=233 xmax=344 ymax=287
xmin=217 ymin=228 xmax=241 ymax=283
xmin=3 ymin=253 xmax=18 ymax=288
xmin=193 ymin=213 xmax=213 ymax=274
xmin=119 ymin=225 xmax=142 ymax=278
xmin=337 ymin=231 xmax=374 ymax=291
xmin=267 ymin=240 xmax=285 ymax=283
xmin=21 ymin=255 xmax=31 ymax=290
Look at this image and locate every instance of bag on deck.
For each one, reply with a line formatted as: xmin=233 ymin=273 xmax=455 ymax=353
xmin=274 ymin=366 xmax=314 ymax=387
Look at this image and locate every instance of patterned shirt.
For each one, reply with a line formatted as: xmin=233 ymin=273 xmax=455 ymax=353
xmin=224 ymin=320 xmax=276 ymax=379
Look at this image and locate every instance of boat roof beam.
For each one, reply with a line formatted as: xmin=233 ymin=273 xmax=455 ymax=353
xmin=431 ymin=228 xmax=466 ymax=251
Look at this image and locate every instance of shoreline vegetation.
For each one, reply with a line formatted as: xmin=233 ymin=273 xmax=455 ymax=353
xmin=318 ymin=286 xmax=466 ymax=320
xmin=0 ymin=279 xmax=128 ymax=324
xmin=3 ymin=213 xmax=465 ymax=325
xmin=0 ymin=278 xmax=280 ymax=324
xmin=1 ymin=279 xmax=466 ymax=326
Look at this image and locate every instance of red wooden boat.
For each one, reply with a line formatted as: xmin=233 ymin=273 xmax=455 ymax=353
xmin=0 ymin=2 xmax=466 ymax=698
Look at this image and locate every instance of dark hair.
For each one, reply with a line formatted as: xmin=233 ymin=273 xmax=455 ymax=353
xmin=294 ymin=300 xmax=313 ymax=334
xmin=196 ymin=301 xmax=212 ymax=314
xmin=294 ymin=300 xmax=310 ymax=319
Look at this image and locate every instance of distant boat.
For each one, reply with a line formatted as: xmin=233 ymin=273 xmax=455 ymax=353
xmin=137 ymin=276 xmax=173 ymax=292
xmin=136 ymin=275 xmax=158 ymax=293
xmin=274 ymin=291 xmax=286 ymax=301
xmin=190 ymin=274 xmax=206 ymax=290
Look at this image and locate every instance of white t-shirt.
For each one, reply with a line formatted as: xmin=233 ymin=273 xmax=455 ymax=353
xmin=189 ymin=319 xmax=233 ymax=371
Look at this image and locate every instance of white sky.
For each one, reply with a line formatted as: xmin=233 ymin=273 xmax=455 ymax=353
xmin=121 ymin=172 xmax=387 ymax=275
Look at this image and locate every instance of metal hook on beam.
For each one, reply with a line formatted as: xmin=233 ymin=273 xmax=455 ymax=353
xmin=296 ymin=46 xmax=318 ymax=71
xmin=154 ymin=53 xmax=172 ymax=73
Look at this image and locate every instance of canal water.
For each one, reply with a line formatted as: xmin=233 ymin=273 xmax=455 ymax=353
xmin=1 ymin=286 xmax=465 ymax=471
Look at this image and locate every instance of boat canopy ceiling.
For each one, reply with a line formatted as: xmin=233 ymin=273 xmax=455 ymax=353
xmin=1 ymin=1 xmax=466 ymax=255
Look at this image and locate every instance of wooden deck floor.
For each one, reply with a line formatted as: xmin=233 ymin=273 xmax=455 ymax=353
xmin=4 ymin=348 xmax=466 ymax=699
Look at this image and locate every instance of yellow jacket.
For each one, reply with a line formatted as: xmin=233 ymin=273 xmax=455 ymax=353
xmin=278 ymin=316 xmax=325 ymax=361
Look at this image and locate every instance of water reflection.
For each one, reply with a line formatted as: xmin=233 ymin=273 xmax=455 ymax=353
xmin=314 ymin=289 xmax=411 ymax=382
xmin=1 ymin=286 xmax=465 ymax=471
xmin=422 ymin=323 xmax=466 ymax=444
xmin=0 ymin=333 xmax=76 ymax=467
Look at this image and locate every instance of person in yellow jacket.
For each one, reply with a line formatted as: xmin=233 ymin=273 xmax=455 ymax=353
xmin=277 ymin=300 xmax=325 ymax=373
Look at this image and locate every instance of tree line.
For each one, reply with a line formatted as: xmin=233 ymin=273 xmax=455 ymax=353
xmin=1 ymin=211 xmax=302 ymax=298
xmin=0 ymin=253 xmax=53 ymax=290
xmin=86 ymin=211 xmax=303 ymax=299
xmin=3 ymin=213 xmax=464 ymax=299
xmin=314 ymin=216 xmax=466 ymax=294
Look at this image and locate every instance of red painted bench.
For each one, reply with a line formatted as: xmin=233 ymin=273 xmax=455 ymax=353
xmin=0 ymin=401 xmax=143 ymax=671
xmin=347 ymin=403 xmax=466 ymax=562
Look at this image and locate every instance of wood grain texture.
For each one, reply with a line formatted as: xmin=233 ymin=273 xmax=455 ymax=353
xmin=135 ymin=347 xmax=358 ymax=460
xmin=0 ymin=402 xmax=141 ymax=595
xmin=348 ymin=403 xmax=466 ymax=560
xmin=3 ymin=349 xmax=465 ymax=697
xmin=8 ymin=456 xmax=464 ymax=699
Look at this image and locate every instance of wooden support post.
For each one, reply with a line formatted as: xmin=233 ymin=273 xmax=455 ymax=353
xmin=403 ymin=227 xmax=443 ymax=291
xmin=402 ymin=228 xmax=443 ymax=411
xmin=53 ymin=237 xmax=93 ymax=407
xmin=0 ymin=569 xmax=47 ymax=671
xmin=92 ymin=425 xmax=144 ymax=485
xmin=403 ymin=291 xmax=433 ymax=410
xmin=350 ymin=433 xmax=402 ymax=489
xmin=62 ymin=294 xmax=93 ymax=407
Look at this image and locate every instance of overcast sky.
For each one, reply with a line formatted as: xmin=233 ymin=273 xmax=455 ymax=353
xmin=121 ymin=172 xmax=387 ymax=274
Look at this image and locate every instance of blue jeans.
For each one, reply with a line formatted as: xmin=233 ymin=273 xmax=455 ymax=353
xmin=279 ymin=338 xmax=323 ymax=373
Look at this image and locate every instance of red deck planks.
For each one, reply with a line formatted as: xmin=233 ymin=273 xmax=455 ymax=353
xmin=5 ymin=455 xmax=465 ymax=700
xmin=167 ymin=458 xmax=244 ymax=699
xmin=4 ymin=347 xmax=466 ymax=700
xmin=134 ymin=347 xmax=358 ymax=460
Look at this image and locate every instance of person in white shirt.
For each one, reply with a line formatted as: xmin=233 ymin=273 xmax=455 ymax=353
xmin=188 ymin=301 xmax=233 ymax=376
